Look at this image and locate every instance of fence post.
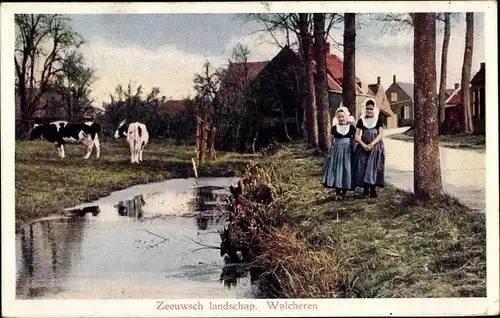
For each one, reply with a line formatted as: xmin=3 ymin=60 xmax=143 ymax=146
xmin=198 ymin=117 xmax=206 ymax=165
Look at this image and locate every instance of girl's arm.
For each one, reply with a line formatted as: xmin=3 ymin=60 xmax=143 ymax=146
xmin=354 ymin=128 xmax=368 ymax=149
xmin=369 ymin=127 xmax=384 ymax=147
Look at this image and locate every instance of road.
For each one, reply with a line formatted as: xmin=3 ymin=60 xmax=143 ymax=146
xmin=383 ymin=127 xmax=485 ymax=213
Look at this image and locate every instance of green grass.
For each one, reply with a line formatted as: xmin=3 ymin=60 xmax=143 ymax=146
xmin=388 ymin=129 xmax=486 ymax=151
xmin=15 ymin=138 xmax=258 ymax=225
xmin=262 ymin=142 xmax=486 ymax=298
xmin=15 ymin=138 xmax=486 ymax=297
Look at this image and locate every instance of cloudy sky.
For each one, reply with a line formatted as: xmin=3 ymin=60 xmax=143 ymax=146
xmin=67 ymin=13 xmax=485 ymax=107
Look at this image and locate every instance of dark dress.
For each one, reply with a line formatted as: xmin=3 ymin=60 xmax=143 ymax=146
xmin=351 ymin=118 xmax=385 ymax=188
xmin=322 ymin=124 xmax=356 ymax=190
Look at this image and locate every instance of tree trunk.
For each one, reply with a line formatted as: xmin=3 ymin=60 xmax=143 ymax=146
xmin=413 ymin=13 xmax=443 ymax=200
xmin=461 ymin=12 xmax=474 ymax=134
xmin=17 ymin=80 xmax=31 ymax=139
xmin=298 ymin=13 xmax=318 ymax=149
xmin=313 ymin=13 xmax=331 ymax=152
xmin=343 ymin=13 xmax=357 ymax=117
xmin=438 ymin=13 xmax=450 ymax=128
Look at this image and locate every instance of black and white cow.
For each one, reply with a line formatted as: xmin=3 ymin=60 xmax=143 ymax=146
xmin=114 ymin=120 xmax=149 ymax=164
xmin=29 ymin=120 xmax=101 ymax=159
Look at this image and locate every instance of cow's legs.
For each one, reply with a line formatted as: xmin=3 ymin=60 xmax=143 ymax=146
xmin=83 ymin=136 xmax=93 ymax=159
xmin=59 ymin=144 xmax=65 ymax=159
xmin=129 ymin=143 xmax=136 ymax=164
xmin=139 ymin=141 xmax=145 ymax=162
xmin=83 ymin=144 xmax=93 ymax=159
xmin=93 ymin=135 xmax=101 ymax=159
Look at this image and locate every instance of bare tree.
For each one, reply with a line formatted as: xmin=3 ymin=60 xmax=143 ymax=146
xmin=54 ymin=52 xmax=97 ymax=121
xmin=413 ymin=13 xmax=443 ymax=200
xmin=15 ymin=14 xmax=84 ymax=139
xmin=313 ymin=13 xmax=330 ymax=151
xmin=298 ymin=13 xmax=318 ymax=148
xmin=342 ymin=13 xmax=357 ymax=118
xmin=244 ymin=13 xmax=343 ymax=148
xmin=461 ymin=13 xmax=474 ymax=134
xmin=437 ymin=13 xmax=451 ymax=127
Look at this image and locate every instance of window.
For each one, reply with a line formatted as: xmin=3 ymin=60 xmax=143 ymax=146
xmin=391 ymin=92 xmax=398 ymax=102
xmin=404 ymin=106 xmax=411 ymax=119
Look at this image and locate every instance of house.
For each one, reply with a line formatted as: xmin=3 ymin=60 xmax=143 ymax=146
xmin=441 ymin=63 xmax=486 ymax=135
xmin=385 ymin=75 xmax=414 ymax=127
xmin=470 ymin=62 xmax=485 ymax=134
xmin=215 ymin=46 xmax=303 ymax=150
xmin=441 ymin=83 xmax=465 ymax=135
xmin=444 ymin=83 xmax=461 ymax=108
xmin=215 ymin=42 xmax=389 ymax=149
xmin=367 ymin=77 xmax=398 ymax=129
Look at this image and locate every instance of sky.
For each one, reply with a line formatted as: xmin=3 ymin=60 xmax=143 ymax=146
xmin=66 ymin=13 xmax=486 ymax=108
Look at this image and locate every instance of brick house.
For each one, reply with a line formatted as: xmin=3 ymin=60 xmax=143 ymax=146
xmin=441 ymin=63 xmax=486 ymax=135
xmin=385 ymin=75 xmax=414 ymax=127
xmin=470 ymin=62 xmax=485 ymax=134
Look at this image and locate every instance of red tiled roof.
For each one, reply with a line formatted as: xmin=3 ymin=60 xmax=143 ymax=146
xmin=224 ymin=61 xmax=268 ymax=85
xmin=444 ymin=88 xmax=455 ymax=99
xmin=445 ymin=88 xmax=461 ymax=106
xmin=325 ymin=54 xmax=361 ymax=83
xmin=327 ymin=75 xmax=343 ymax=92
xmin=219 ymin=47 xmax=364 ymax=100
xmin=292 ymin=49 xmax=363 ymax=93
xmin=216 ymin=61 xmax=269 ymax=105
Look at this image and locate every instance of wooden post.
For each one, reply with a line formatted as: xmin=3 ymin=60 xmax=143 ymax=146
xmin=198 ymin=117 xmax=206 ymax=165
xmin=192 ymin=158 xmax=199 ymax=179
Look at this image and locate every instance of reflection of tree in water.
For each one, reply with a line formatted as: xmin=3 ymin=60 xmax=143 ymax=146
xmin=115 ymin=195 xmax=146 ymax=219
xmin=219 ymin=259 xmax=262 ymax=289
xmin=188 ymin=186 xmax=228 ymax=231
xmin=16 ymin=218 xmax=86 ymax=299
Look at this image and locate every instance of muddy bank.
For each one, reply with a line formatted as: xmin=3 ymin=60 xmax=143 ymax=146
xmin=16 ymin=177 xmax=261 ymax=299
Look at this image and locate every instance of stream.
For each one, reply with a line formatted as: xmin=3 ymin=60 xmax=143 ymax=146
xmin=15 ymin=177 xmax=259 ymax=299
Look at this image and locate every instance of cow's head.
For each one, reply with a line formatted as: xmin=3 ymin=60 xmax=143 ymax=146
xmin=29 ymin=124 xmax=44 ymax=140
xmin=114 ymin=120 xmax=128 ymax=139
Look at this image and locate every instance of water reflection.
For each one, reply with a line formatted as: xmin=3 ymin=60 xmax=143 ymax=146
xmin=115 ymin=195 xmax=146 ymax=219
xmin=16 ymin=178 xmax=258 ymax=299
xmin=188 ymin=186 xmax=229 ymax=231
xmin=16 ymin=218 xmax=86 ymax=299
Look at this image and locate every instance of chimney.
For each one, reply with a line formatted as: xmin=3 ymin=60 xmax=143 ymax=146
xmin=393 ymin=75 xmax=396 ymax=83
xmin=480 ymin=62 xmax=485 ymax=69
xmin=377 ymin=77 xmax=381 ymax=85
xmin=454 ymin=83 xmax=459 ymax=90
xmin=325 ymin=40 xmax=331 ymax=55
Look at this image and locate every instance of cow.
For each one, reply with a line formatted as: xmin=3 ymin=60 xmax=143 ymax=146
xmin=114 ymin=120 xmax=149 ymax=164
xmin=29 ymin=120 xmax=101 ymax=159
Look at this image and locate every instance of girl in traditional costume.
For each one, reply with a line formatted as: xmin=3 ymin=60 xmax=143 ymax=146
xmin=322 ymin=106 xmax=356 ymax=200
xmin=351 ymin=98 xmax=386 ymax=198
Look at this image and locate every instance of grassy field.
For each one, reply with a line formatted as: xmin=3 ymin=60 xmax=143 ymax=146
xmin=15 ymin=138 xmax=258 ymax=224
xmin=15 ymin=138 xmax=486 ymax=297
xmin=388 ymin=128 xmax=486 ymax=151
xmin=258 ymin=143 xmax=486 ymax=298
